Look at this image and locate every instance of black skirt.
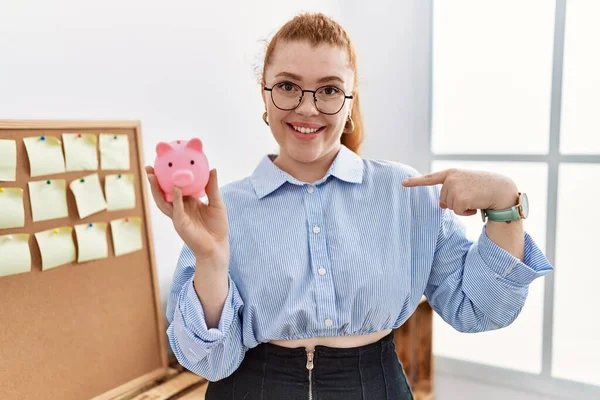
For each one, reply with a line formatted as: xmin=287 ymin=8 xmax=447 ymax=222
xmin=205 ymin=331 xmax=414 ymax=400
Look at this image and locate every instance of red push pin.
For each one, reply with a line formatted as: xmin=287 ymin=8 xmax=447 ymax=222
xmin=77 ymin=133 xmax=82 ymax=138
xmin=124 ymin=217 xmax=129 ymax=223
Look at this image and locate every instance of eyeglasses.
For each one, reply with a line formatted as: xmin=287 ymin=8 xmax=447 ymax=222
xmin=263 ymin=81 xmax=353 ymax=115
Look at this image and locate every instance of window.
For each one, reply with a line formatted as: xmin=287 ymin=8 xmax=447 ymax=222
xmin=430 ymin=0 xmax=600 ymax=395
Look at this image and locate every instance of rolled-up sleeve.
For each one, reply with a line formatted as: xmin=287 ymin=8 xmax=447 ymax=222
xmin=166 ymin=246 xmax=247 ymax=381
xmin=425 ymin=209 xmax=553 ymax=333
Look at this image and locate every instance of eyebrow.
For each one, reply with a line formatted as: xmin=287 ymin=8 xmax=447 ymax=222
xmin=274 ymin=71 xmax=345 ymax=85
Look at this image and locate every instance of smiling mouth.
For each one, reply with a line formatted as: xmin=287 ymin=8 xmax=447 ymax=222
xmin=287 ymin=123 xmax=326 ymax=134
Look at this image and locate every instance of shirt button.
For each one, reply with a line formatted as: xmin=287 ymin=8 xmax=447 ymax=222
xmin=318 ymin=267 xmax=326 ymax=276
xmin=307 ymin=186 xmax=314 ymax=193
xmin=312 ymin=226 xmax=321 ymax=234
xmin=324 ymin=319 xmax=333 ymax=327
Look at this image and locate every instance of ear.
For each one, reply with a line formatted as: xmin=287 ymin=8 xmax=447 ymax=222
xmin=156 ymin=142 xmax=173 ymax=156
xmin=185 ymin=138 xmax=203 ymax=152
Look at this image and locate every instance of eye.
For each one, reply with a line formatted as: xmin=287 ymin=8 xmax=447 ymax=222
xmin=168 ymin=162 xmax=173 ymax=167
xmin=319 ymin=86 xmax=341 ymax=96
xmin=190 ymin=160 xmax=195 ymax=165
xmin=275 ymin=81 xmax=298 ymax=92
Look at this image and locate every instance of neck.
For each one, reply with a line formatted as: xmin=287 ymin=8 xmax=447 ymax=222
xmin=273 ymin=147 xmax=340 ymax=183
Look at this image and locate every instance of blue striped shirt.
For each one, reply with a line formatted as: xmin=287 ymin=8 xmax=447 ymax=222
xmin=165 ymin=145 xmax=553 ymax=381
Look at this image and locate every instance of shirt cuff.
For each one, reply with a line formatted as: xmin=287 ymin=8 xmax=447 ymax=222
xmin=477 ymin=225 xmax=553 ymax=285
xmin=175 ymin=275 xmax=237 ymax=346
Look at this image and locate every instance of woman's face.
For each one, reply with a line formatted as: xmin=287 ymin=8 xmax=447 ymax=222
xmin=262 ymin=40 xmax=354 ymax=170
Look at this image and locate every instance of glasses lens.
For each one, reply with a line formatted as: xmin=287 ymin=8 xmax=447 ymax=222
xmin=315 ymin=86 xmax=345 ymax=114
xmin=271 ymin=82 xmax=303 ymax=110
xmin=270 ymin=83 xmax=347 ymax=114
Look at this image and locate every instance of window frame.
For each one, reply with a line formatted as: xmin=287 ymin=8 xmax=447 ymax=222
xmin=428 ymin=1 xmax=600 ymax=398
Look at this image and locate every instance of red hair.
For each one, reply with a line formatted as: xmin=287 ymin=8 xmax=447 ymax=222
xmin=261 ymin=12 xmax=365 ymax=155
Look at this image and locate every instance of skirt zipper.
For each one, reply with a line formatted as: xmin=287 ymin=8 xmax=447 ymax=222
xmin=306 ymin=349 xmax=314 ymax=400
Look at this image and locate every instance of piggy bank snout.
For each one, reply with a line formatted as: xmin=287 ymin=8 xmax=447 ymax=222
xmin=172 ymin=169 xmax=194 ymax=187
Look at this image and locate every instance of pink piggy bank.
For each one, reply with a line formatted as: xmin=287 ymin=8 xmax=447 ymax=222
xmin=153 ymin=138 xmax=209 ymax=202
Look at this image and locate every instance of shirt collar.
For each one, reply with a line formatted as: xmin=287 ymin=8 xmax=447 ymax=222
xmin=250 ymin=145 xmax=364 ymax=199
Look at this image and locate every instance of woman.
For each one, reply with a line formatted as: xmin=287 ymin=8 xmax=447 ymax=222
xmin=145 ymin=12 xmax=552 ymax=400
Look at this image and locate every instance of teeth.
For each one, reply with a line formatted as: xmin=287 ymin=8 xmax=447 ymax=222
xmin=292 ymin=125 xmax=320 ymax=134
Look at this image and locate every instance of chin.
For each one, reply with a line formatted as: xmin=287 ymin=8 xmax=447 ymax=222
xmin=283 ymin=139 xmax=339 ymax=165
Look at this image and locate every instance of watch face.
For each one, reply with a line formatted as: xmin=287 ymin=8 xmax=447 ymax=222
xmin=520 ymin=192 xmax=529 ymax=218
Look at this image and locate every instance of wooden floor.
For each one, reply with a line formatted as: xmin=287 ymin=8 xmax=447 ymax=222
xmin=116 ymin=300 xmax=434 ymax=399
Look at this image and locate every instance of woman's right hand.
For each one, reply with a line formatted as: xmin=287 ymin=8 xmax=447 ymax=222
xmin=145 ymin=166 xmax=230 ymax=269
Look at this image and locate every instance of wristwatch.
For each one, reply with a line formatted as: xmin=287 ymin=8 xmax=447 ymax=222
xmin=481 ymin=192 xmax=529 ymax=222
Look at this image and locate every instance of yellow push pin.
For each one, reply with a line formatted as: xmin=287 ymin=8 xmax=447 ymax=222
xmin=52 ymin=229 xmax=59 ymax=234
xmin=0 ymin=188 xmax=4 ymax=193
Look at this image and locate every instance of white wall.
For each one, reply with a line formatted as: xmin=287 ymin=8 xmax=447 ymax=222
xmin=339 ymin=0 xmax=432 ymax=174
xmin=0 ymin=0 xmax=430 ymax=323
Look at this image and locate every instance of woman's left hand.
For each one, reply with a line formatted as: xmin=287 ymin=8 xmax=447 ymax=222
xmin=401 ymin=168 xmax=519 ymax=216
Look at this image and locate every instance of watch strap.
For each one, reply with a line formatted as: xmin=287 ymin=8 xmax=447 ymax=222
xmin=481 ymin=206 xmax=521 ymax=222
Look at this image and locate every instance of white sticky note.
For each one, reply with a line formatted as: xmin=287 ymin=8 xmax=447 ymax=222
xmin=110 ymin=217 xmax=143 ymax=256
xmin=100 ymin=133 xmax=130 ymax=170
xmin=74 ymin=222 xmax=108 ymax=262
xmin=23 ymin=135 xmax=66 ymax=177
xmin=28 ymin=179 xmax=69 ymax=222
xmin=0 ymin=139 xmax=17 ymax=181
xmin=34 ymin=227 xmax=76 ymax=270
xmin=62 ymin=133 xmax=98 ymax=171
xmin=69 ymin=173 xmax=107 ymax=219
xmin=0 ymin=187 xmax=25 ymax=229
xmin=105 ymin=173 xmax=136 ymax=211
xmin=0 ymin=234 xmax=31 ymax=278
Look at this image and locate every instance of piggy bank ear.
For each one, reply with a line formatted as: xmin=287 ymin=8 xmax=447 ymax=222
xmin=156 ymin=142 xmax=173 ymax=156
xmin=185 ymin=138 xmax=203 ymax=153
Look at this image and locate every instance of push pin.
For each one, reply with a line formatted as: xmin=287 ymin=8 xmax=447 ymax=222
xmin=80 ymin=178 xmax=85 ymax=183
xmin=124 ymin=217 xmax=129 ymax=223
xmin=113 ymin=135 xmax=118 ymax=139
xmin=77 ymin=133 xmax=82 ymax=138
xmin=46 ymin=180 xmax=51 ymax=185
xmin=0 ymin=188 xmax=4 ymax=193
xmin=40 ymin=136 xmax=46 ymax=141
xmin=88 ymin=223 xmax=93 ymax=228
xmin=118 ymin=174 xmax=122 ymax=178
xmin=52 ymin=229 xmax=59 ymax=234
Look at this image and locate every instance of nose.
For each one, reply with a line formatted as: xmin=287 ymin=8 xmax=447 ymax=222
xmin=172 ymin=170 xmax=194 ymax=187
xmin=295 ymin=94 xmax=320 ymax=116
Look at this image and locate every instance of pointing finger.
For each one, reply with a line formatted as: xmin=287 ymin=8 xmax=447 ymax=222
xmin=402 ymin=170 xmax=450 ymax=187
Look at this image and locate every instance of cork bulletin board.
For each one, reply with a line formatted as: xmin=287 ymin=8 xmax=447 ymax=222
xmin=0 ymin=120 xmax=169 ymax=400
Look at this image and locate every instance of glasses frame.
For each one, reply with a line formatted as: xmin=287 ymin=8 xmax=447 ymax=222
xmin=263 ymin=81 xmax=354 ymax=115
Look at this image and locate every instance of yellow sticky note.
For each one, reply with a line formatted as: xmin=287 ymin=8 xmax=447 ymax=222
xmin=0 ymin=234 xmax=31 ymax=278
xmin=34 ymin=227 xmax=76 ymax=270
xmin=69 ymin=173 xmax=107 ymax=219
xmin=105 ymin=173 xmax=136 ymax=211
xmin=28 ymin=179 xmax=69 ymax=222
xmin=0 ymin=139 xmax=17 ymax=181
xmin=62 ymin=133 xmax=98 ymax=171
xmin=100 ymin=133 xmax=130 ymax=170
xmin=0 ymin=188 xmax=25 ymax=229
xmin=110 ymin=216 xmax=143 ymax=256
xmin=23 ymin=135 xmax=66 ymax=177
xmin=74 ymin=222 xmax=108 ymax=262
